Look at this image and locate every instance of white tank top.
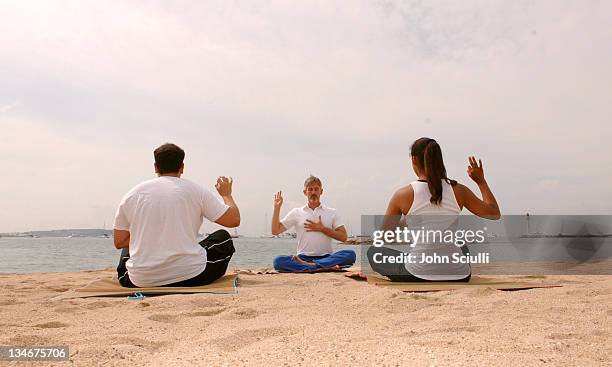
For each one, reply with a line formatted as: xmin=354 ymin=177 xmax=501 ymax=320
xmin=408 ymin=180 xmax=460 ymax=215
xmin=404 ymin=180 xmax=471 ymax=280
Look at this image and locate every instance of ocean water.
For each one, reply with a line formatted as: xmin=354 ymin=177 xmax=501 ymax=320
xmin=0 ymin=237 xmax=361 ymax=274
xmin=2 ymin=236 xmax=610 ymax=274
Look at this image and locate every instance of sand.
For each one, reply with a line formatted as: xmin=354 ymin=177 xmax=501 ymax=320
xmin=0 ymin=269 xmax=611 ymax=366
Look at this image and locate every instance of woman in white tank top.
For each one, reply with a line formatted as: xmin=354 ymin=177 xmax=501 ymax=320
xmin=368 ymin=137 xmax=501 ymax=282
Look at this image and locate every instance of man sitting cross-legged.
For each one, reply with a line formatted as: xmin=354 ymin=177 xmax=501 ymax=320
xmin=113 ymin=143 xmax=240 ymax=288
xmin=271 ymin=175 xmax=356 ymax=272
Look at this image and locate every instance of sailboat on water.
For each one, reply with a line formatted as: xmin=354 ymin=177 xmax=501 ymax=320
xmin=260 ymin=212 xmax=274 ymax=238
xmin=98 ymin=220 xmax=110 ymax=238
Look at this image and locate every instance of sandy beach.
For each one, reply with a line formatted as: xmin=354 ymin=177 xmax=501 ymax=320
xmin=0 ymin=270 xmax=610 ymax=366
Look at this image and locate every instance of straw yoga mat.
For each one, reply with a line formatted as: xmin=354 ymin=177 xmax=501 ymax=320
xmin=52 ymin=274 xmax=238 ymax=300
xmin=362 ymin=274 xmax=561 ymax=292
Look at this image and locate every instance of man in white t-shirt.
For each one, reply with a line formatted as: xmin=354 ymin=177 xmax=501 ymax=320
xmin=113 ymin=143 xmax=241 ymax=287
xmin=270 ymin=175 xmax=356 ymax=272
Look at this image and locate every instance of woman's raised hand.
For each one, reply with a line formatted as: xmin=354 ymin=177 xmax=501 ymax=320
xmin=467 ymin=156 xmax=486 ymax=185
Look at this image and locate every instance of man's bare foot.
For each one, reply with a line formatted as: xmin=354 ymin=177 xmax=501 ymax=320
xmin=292 ymin=255 xmax=315 ymax=268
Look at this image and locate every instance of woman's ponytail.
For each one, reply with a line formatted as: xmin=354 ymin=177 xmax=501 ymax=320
xmin=411 ymin=138 xmax=456 ymax=205
xmin=424 ymin=140 xmax=444 ymax=204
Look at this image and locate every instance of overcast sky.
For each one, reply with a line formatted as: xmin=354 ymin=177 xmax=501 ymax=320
xmin=1 ymin=0 xmax=611 ymax=235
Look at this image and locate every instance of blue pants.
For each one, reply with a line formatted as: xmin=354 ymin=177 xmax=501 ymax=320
xmin=273 ymin=249 xmax=356 ymax=272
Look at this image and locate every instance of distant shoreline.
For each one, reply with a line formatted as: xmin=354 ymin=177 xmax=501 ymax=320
xmin=0 ymin=229 xmax=112 ymax=238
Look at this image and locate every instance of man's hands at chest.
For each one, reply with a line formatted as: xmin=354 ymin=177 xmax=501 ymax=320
xmin=304 ymin=216 xmax=327 ymax=233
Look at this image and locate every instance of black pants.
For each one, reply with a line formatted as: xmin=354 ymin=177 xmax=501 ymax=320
xmin=117 ymin=230 xmax=235 ymax=288
xmin=366 ymin=246 xmax=471 ymax=282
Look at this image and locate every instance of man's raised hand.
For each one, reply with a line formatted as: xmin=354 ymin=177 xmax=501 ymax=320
xmin=215 ymin=176 xmax=233 ymax=197
xmin=274 ymin=191 xmax=283 ymax=209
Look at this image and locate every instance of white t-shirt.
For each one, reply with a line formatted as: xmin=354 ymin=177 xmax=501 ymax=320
xmin=280 ymin=204 xmax=344 ymax=256
xmin=113 ymin=176 xmax=229 ymax=287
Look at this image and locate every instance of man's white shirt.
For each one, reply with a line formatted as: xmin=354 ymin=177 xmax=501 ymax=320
xmin=280 ymin=204 xmax=344 ymax=256
xmin=113 ymin=176 xmax=229 ymax=287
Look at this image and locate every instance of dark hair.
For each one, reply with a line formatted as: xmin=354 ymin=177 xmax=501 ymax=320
xmin=304 ymin=175 xmax=322 ymax=187
xmin=410 ymin=137 xmax=456 ymax=205
xmin=154 ymin=143 xmax=185 ymax=174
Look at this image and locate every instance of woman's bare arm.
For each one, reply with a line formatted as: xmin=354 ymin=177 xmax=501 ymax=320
xmin=381 ymin=185 xmax=414 ymax=230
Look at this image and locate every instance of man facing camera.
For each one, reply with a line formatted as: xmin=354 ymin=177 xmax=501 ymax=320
xmin=113 ymin=143 xmax=240 ymax=287
xmin=271 ymin=175 xmax=356 ymax=272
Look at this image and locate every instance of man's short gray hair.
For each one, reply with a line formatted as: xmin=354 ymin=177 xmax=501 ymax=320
xmin=304 ymin=175 xmax=322 ymax=187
